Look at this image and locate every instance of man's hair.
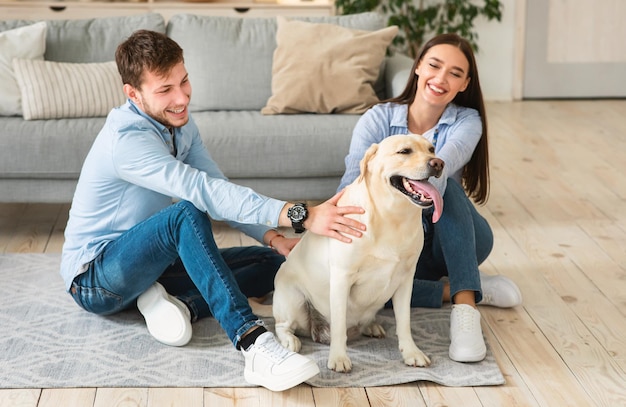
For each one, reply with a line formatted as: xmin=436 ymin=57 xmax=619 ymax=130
xmin=115 ymin=29 xmax=184 ymax=90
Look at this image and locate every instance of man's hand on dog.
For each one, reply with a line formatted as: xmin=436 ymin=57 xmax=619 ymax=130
xmin=278 ymin=190 xmax=365 ymax=245
xmin=305 ymin=190 xmax=365 ymax=243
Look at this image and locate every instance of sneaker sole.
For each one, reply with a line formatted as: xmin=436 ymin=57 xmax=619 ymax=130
xmin=137 ymin=283 xmax=192 ymax=347
xmin=449 ymin=346 xmax=487 ymax=363
xmin=244 ymin=360 xmax=320 ymax=392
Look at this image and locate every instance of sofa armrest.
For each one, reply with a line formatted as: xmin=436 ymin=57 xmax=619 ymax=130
xmin=384 ymin=53 xmax=415 ymax=99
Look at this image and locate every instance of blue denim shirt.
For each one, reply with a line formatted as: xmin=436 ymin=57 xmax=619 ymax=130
xmin=60 ymin=100 xmax=284 ymax=291
xmin=338 ymin=102 xmax=482 ymax=196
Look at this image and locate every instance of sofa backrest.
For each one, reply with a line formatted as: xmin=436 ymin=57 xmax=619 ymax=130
xmin=166 ymin=13 xmax=388 ymax=112
xmin=0 ymin=13 xmax=166 ymax=63
xmin=1 ymin=12 xmax=389 ymax=113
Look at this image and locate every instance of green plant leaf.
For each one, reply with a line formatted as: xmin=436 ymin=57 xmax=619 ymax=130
xmin=337 ymin=0 xmax=503 ymax=55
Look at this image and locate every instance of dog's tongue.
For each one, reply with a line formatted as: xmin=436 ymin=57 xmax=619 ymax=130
xmin=408 ymin=180 xmax=444 ymax=223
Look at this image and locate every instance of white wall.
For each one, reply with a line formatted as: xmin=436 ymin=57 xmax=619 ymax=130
xmin=473 ymin=0 xmax=518 ymax=101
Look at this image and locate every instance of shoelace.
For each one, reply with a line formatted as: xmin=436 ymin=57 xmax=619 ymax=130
xmin=256 ymin=337 xmax=291 ymax=362
xmin=455 ymin=307 xmax=477 ymax=333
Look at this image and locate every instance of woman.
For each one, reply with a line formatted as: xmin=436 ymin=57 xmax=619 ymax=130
xmin=338 ymin=33 xmax=522 ymax=362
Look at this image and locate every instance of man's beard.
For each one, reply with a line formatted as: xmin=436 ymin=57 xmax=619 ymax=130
xmin=147 ymin=107 xmax=188 ymax=128
xmin=140 ymin=96 xmax=188 ymax=128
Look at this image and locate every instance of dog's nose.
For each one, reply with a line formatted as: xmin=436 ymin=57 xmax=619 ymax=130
xmin=429 ymin=158 xmax=444 ymax=177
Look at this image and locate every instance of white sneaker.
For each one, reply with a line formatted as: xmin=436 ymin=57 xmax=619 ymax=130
xmin=242 ymin=331 xmax=320 ymax=392
xmin=137 ymin=282 xmax=192 ymax=347
xmin=449 ymin=304 xmax=486 ymax=362
xmin=479 ymin=272 xmax=523 ymax=308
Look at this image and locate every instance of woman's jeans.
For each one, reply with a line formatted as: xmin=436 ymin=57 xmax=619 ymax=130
xmin=391 ymin=179 xmax=493 ymax=308
xmin=69 ymin=200 xmax=284 ymax=348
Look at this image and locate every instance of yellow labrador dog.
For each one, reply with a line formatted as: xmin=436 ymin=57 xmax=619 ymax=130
xmin=271 ymin=134 xmax=443 ymax=372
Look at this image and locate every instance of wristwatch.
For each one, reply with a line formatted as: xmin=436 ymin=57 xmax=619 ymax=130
xmin=287 ymin=202 xmax=308 ymax=234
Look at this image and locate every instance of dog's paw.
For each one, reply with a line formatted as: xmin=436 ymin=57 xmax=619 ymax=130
xmin=327 ymin=354 xmax=352 ymax=373
xmin=402 ymin=347 xmax=431 ymax=367
xmin=281 ymin=334 xmax=302 ymax=353
xmin=361 ymin=322 xmax=386 ymax=338
xmin=275 ymin=323 xmax=302 ymax=352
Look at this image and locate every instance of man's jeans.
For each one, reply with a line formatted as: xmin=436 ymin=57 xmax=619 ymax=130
xmin=394 ymin=178 xmax=493 ymax=308
xmin=70 ymin=200 xmax=283 ymax=348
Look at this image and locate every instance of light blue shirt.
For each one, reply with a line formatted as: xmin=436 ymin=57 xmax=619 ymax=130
xmin=60 ymin=101 xmax=284 ymax=291
xmin=338 ymin=102 xmax=482 ymax=196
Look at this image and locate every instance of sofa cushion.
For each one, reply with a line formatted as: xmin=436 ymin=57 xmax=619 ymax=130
xmin=166 ymin=12 xmax=387 ymax=112
xmin=0 ymin=22 xmax=47 ymax=117
xmin=0 ymin=13 xmax=166 ymax=63
xmin=262 ymin=17 xmax=397 ymax=115
xmin=0 ymin=116 xmax=106 ymax=179
xmin=13 ymin=59 xmax=125 ymax=120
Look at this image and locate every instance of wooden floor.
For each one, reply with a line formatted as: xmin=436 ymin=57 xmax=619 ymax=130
xmin=1 ymin=100 xmax=625 ymax=406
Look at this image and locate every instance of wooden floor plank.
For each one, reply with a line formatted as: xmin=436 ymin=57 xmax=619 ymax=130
xmin=38 ymin=389 xmax=96 ymax=407
xmin=0 ymin=203 xmax=25 ymax=254
xmin=45 ymin=203 xmax=69 ymax=254
xmin=418 ymin=382 xmax=482 ymax=406
xmin=93 ymin=388 xmax=147 ymax=407
xmin=366 ymin=384 xmax=427 ymax=407
xmin=203 ymin=388 xmax=243 ymax=407
xmin=482 ymin=306 xmax=595 ymax=406
xmin=0 ymin=389 xmax=40 ymax=407
xmin=203 ymin=387 xmax=261 ymax=407
xmin=310 ymin=388 xmax=370 ymax=407
xmin=147 ymin=388 xmax=203 ymax=407
xmin=478 ymin=310 xmax=541 ymax=407
xmin=257 ymin=385 xmax=315 ymax=407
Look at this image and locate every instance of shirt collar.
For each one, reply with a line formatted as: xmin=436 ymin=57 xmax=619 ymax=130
xmin=390 ymin=102 xmax=460 ymax=129
xmin=438 ymin=103 xmax=460 ymax=126
xmin=127 ymin=99 xmax=171 ymax=134
xmin=390 ymin=103 xmax=409 ymax=128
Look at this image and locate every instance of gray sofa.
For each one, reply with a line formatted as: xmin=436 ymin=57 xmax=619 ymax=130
xmin=0 ymin=12 xmax=413 ymax=203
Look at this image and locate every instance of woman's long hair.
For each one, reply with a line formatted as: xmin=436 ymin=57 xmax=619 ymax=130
xmin=387 ymin=33 xmax=490 ymax=204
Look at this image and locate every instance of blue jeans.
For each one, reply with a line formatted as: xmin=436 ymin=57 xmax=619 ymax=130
xmin=389 ymin=179 xmax=493 ymax=308
xmin=70 ymin=200 xmax=284 ymax=348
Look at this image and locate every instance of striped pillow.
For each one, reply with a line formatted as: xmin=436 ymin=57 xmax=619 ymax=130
xmin=12 ymin=59 xmax=125 ymax=120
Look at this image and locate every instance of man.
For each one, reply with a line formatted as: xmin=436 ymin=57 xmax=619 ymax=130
xmin=60 ymin=30 xmax=365 ymax=392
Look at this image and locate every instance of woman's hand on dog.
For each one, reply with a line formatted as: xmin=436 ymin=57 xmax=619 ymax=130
xmin=265 ymin=232 xmax=300 ymax=257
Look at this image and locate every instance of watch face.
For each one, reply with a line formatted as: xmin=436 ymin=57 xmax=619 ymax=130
xmin=290 ymin=206 xmax=306 ymax=222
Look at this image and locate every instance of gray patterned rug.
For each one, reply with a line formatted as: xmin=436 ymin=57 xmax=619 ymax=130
xmin=0 ymin=254 xmax=504 ymax=388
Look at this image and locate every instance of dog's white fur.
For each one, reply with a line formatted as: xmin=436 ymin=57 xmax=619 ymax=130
xmin=268 ymin=134 xmax=443 ymax=372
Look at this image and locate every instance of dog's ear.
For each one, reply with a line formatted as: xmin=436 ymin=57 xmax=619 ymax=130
xmin=357 ymin=143 xmax=378 ymax=183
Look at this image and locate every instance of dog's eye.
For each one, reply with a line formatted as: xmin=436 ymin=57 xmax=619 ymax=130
xmin=429 ymin=147 xmax=435 ymax=153
xmin=397 ymin=148 xmax=412 ymax=155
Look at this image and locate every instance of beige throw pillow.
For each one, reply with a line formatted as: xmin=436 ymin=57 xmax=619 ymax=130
xmin=262 ymin=17 xmax=398 ymax=115
xmin=12 ymin=59 xmax=126 ymax=120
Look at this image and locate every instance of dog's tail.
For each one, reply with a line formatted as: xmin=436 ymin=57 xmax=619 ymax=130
xmin=248 ymin=297 xmax=273 ymax=318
